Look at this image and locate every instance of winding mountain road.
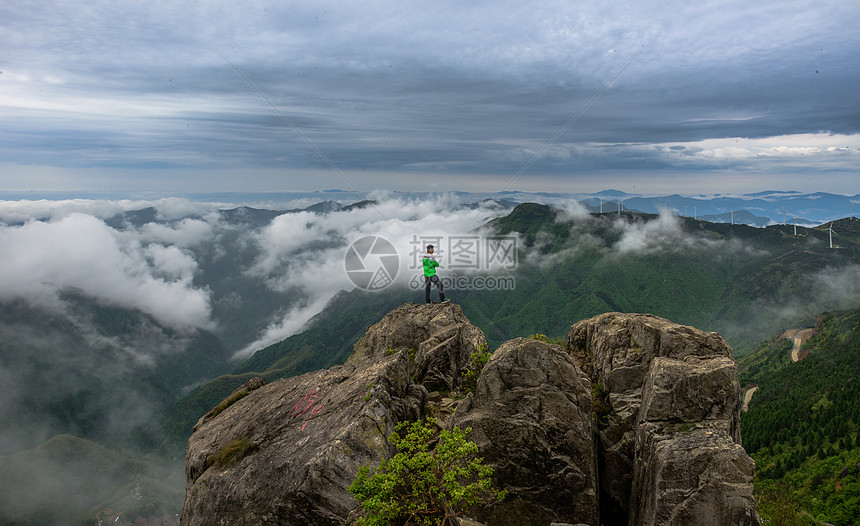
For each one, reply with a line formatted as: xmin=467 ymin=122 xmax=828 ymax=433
xmin=791 ymin=336 xmax=802 ymax=362
xmin=787 ymin=328 xmax=815 ymax=363
xmin=742 ymin=386 xmax=758 ymax=412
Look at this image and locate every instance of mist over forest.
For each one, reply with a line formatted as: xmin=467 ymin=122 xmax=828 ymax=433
xmin=1 ymin=191 xmax=858 ymax=524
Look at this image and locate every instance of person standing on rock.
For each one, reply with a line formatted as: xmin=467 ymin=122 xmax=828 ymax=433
xmin=422 ymin=244 xmax=447 ymax=304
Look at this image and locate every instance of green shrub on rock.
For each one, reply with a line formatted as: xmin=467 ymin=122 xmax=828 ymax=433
xmin=348 ymin=418 xmax=505 ymax=526
xmin=461 ymin=345 xmax=492 ymax=395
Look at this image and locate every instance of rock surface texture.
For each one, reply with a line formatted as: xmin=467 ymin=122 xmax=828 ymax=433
xmin=567 ymin=313 xmax=758 ymax=526
xmin=182 ymin=353 xmax=425 ymax=526
xmin=449 ymin=337 xmax=599 ymax=526
xmin=182 ymin=306 xmax=760 ymax=526
xmin=349 ymin=302 xmax=487 ymax=391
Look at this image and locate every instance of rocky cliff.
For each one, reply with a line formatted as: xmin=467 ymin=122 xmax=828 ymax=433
xmin=182 ymin=303 xmax=759 ymax=525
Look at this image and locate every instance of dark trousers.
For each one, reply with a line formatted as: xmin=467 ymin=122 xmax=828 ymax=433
xmin=425 ymin=275 xmax=445 ymax=303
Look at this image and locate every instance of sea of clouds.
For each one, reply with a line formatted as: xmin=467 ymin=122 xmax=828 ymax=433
xmin=2 ymin=193 xmax=859 ymax=458
xmin=0 ymin=194 xmax=512 ymax=358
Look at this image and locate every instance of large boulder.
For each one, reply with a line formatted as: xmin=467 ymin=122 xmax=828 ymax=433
xmin=181 ymin=352 xmax=425 ymax=525
xmin=183 ymin=302 xmax=487 ymax=525
xmin=567 ymin=313 xmax=757 ymax=526
xmin=637 ymin=356 xmax=741 ymax=438
xmin=450 ymin=338 xmax=599 ymax=526
xmin=349 ymin=302 xmax=487 ymax=391
xmin=567 ymin=312 xmax=734 ymax=390
xmin=631 ymin=421 xmax=758 ymax=526
xmin=629 ymin=356 xmax=757 ymax=526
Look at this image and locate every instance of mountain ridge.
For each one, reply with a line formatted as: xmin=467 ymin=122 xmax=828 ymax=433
xmin=162 ymin=203 xmax=860 ymax=459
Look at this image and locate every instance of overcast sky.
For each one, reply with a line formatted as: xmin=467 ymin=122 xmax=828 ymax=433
xmin=2 ymin=0 xmax=858 ymax=196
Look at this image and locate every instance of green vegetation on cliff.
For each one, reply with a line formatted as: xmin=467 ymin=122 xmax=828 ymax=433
xmin=740 ymin=308 xmax=860 ymax=525
xmin=349 ymin=419 xmax=505 ymax=526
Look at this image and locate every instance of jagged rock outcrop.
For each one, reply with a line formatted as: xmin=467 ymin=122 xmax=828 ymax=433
xmin=630 ymin=356 xmax=757 ymax=525
xmin=349 ymin=302 xmax=487 ymax=391
xmin=567 ymin=313 xmax=757 ymax=525
xmin=182 ymin=352 xmax=425 ymax=525
xmin=183 ymin=307 xmax=759 ymax=526
xmin=449 ymin=338 xmax=599 ymax=526
xmin=182 ymin=302 xmax=474 ymax=525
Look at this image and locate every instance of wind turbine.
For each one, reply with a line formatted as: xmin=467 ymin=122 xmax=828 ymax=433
xmin=827 ymin=223 xmax=835 ymax=249
xmin=599 ymin=198 xmax=603 ymax=214
xmin=731 ymin=210 xmax=734 ymax=225
xmin=792 ymin=215 xmax=797 ymax=236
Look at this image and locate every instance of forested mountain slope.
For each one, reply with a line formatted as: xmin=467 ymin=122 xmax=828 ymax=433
xmin=740 ymin=307 xmax=860 ymax=525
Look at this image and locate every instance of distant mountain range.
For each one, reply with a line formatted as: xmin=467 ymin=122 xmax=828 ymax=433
xmin=499 ymin=190 xmax=855 ymax=226
xmin=3 ymin=189 xmax=855 ymax=226
xmin=210 ymin=189 xmax=858 ymax=226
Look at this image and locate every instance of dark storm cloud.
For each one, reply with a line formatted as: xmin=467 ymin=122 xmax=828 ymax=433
xmin=1 ymin=0 xmax=858 ymax=192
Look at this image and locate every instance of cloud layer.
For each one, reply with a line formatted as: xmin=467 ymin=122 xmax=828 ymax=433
xmin=236 ymin=194 xmax=507 ymax=354
xmin=0 ymin=196 xmax=508 ymax=357
xmin=0 ymin=213 xmax=214 ymax=329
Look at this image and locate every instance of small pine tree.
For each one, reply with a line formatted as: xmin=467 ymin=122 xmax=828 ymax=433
xmin=349 ymin=418 xmax=506 ymax=526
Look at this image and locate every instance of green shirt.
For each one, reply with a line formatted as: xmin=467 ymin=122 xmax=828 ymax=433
xmin=422 ymin=254 xmax=440 ymax=277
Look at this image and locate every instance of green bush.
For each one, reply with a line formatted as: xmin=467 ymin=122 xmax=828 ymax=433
xmin=461 ymin=345 xmax=492 ymax=394
xmin=348 ymin=418 xmax=505 ymax=526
